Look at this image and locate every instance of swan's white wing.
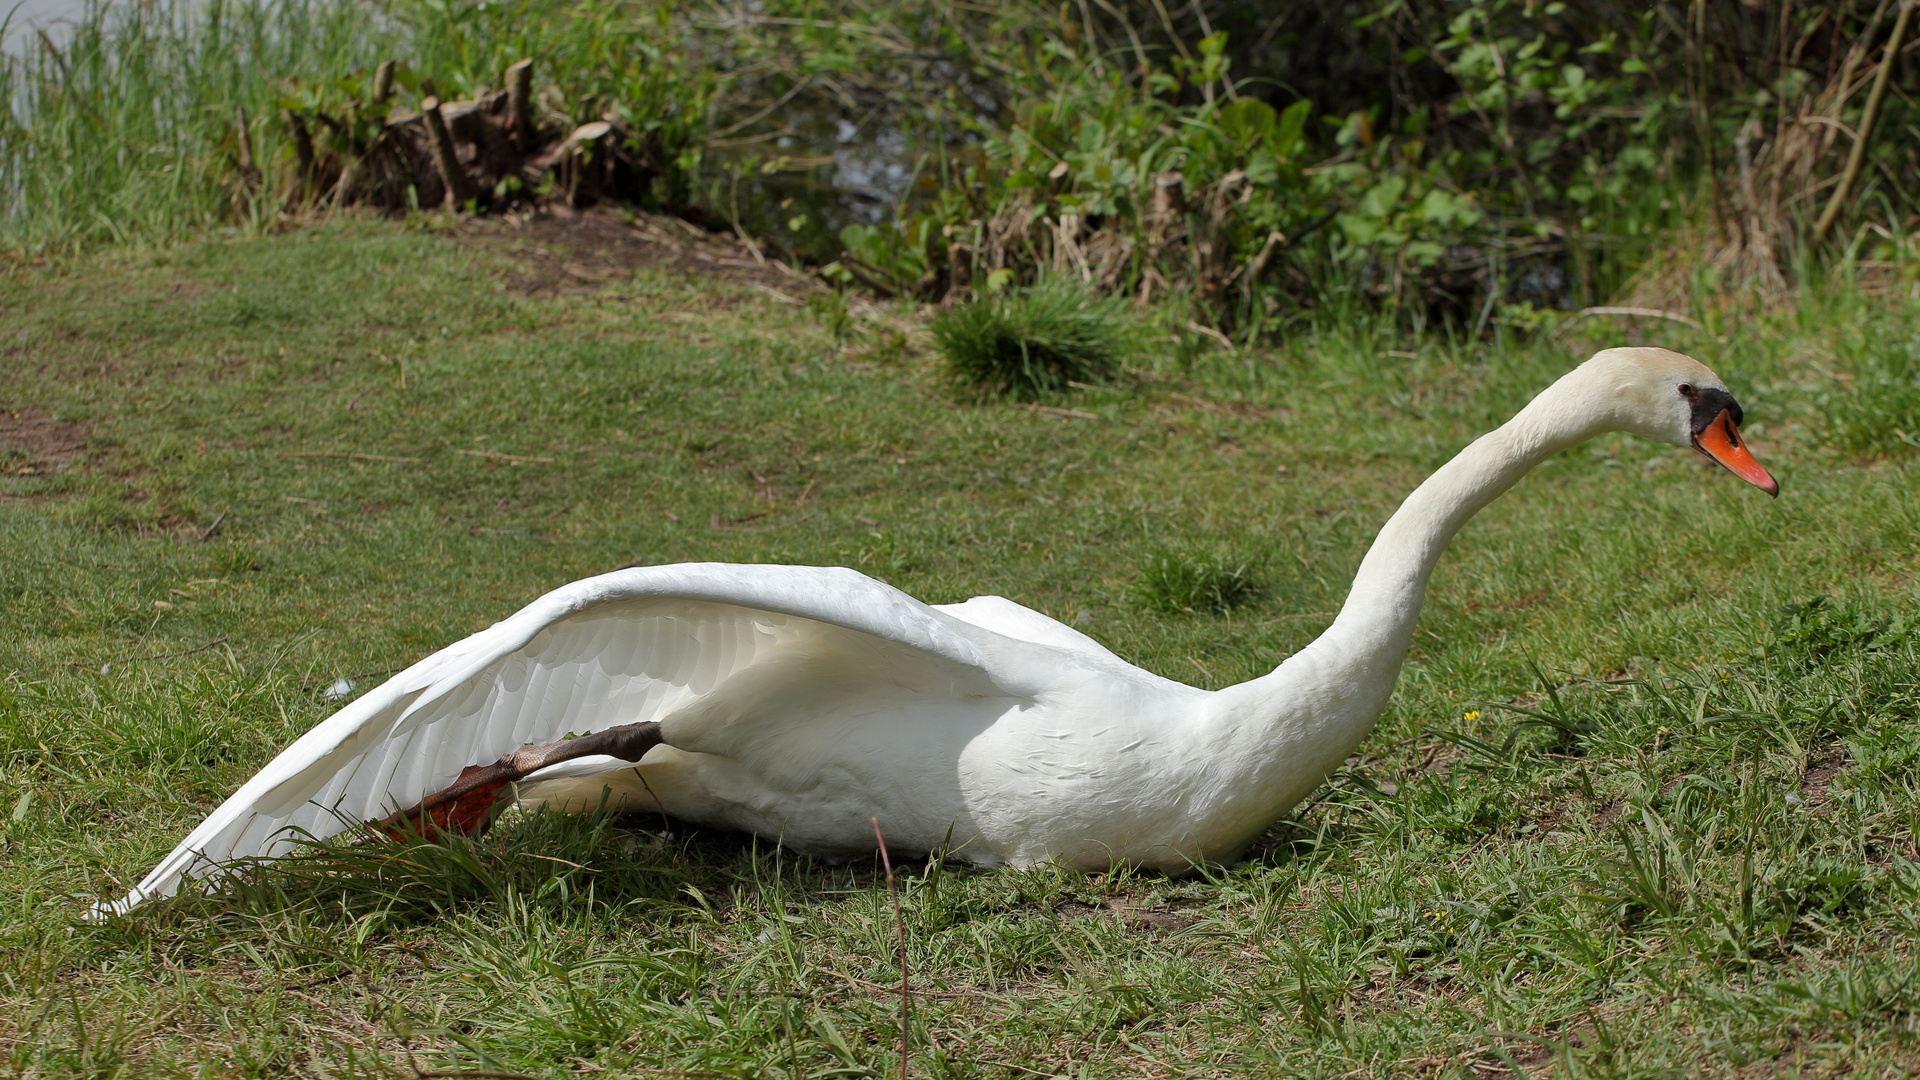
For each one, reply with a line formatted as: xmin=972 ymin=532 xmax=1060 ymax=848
xmin=934 ymin=595 xmax=1121 ymax=658
xmin=101 ymin=564 xmax=1067 ymax=917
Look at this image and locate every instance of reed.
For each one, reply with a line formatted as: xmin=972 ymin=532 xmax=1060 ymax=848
xmin=0 ymin=0 xmax=710 ymax=253
xmin=0 ymin=0 xmax=396 ymax=252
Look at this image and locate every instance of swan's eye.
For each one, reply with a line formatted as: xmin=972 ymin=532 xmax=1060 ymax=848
xmin=1677 ymin=383 xmax=1695 ymax=396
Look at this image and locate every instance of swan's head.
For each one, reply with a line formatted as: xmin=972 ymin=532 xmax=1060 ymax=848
xmin=1559 ymin=346 xmax=1778 ymax=497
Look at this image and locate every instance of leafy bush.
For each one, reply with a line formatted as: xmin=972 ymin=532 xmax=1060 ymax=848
xmin=1129 ymin=550 xmax=1263 ymax=615
xmin=705 ymin=0 xmax=1696 ymax=329
xmin=1825 ymin=333 xmax=1920 ymax=455
xmin=930 ymin=280 xmax=1132 ymax=400
xmin=714 ymin=0 xmax=1913 ymax=328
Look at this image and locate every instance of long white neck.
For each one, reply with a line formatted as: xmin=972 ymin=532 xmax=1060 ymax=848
xmin=1200 ymin=372 xmax=1614 ymax=812
xmin=1306 ymin=418 xmax=1560 ymax=687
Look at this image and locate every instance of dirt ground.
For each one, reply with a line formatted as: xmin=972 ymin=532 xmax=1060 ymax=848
xmin=0 ymin=411 xmax=86 ymax=476
xmin=460 ymin=205 xmax=825 ymax=303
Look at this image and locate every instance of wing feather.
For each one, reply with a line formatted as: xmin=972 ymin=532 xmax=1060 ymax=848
xmin=100 ymin=563 xmax=1053 ymax=917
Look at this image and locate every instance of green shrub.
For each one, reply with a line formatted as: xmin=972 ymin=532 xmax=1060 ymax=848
xmin=931 ymin=280 xmax=1132 ymax=400
xmin=713 ymin=0 xmax=1700 ymax=332
xmin=1129 ymin=550 xmax=1263 ymax=615
xmin=1825 ymin=333 xmax=1920 ymax=455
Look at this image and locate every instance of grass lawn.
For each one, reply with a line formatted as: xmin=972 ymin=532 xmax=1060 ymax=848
xmin=4 ymin=215 xmax=1920 ymax=1077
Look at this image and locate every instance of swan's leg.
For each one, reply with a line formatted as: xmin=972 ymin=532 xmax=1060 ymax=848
xmin=366 ymin=721 xmax=664 ymax=840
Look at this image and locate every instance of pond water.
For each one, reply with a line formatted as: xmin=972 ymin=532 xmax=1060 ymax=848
xmin=3 ymin=0 xmax=90 ymax=52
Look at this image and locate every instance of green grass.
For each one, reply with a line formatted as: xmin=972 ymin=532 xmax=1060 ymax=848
xmin=1824 ymin=323 xmax=1920 ymax=455
xmin=930 ymin=280 xmax=1134 ymax=400
xmin=4 ymin=220 xmax=1920 ymax=1076
xmin=1130 ymin=549 xmax=1264 ymax=616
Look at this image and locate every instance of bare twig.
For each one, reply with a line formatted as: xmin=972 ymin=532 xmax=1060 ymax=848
xmin=837 ymin=256 xmax=898 ymax=298
xmin=1551 ymin=306 xmax=1704 ymax=340
xmin=1814 ymin=0 xmax=1915 ymax=244
xmin=1824 ymin=0 xmax=1895 ymax=148
xmin=1027 ymin=404 xmax=1101 ymax=420
xmin=454 ymin=448 xmax=555 ymax=464
xmin=872 ymin=817 xmax=909 ymax=1080
xmin=192 ymin=510 xmax=228 ymax=544
xmin=281 ymin=451 xmax=424 ymax=463
xmin=81 ymin=636 xmax=230 ymax=671
xmin=410 ymin=1072 xmax=547 ymax=1080
xmin=1185 ymin=320 xmax=1236 ymax=352
xmin=709 ymin=76 xmax=815 ymax=140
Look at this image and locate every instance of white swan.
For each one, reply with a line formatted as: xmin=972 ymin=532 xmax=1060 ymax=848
xmin=99 ymin=346 xmax=1777 ymax=917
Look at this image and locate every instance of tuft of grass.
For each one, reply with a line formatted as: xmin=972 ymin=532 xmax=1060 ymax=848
xmin=930 ymin=279 xmax=1132 ymax=399
xmin=1824 ymin=328 xmax=1920 ymax=455
xmin=807 ymin=289 xmax=855 ymax=340
xmin=1129 ymin=550 xmax=1263 ymax=615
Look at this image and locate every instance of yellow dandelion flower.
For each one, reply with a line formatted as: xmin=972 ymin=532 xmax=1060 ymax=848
xmin=1463 ymin=710 xmax=1481 ymax=722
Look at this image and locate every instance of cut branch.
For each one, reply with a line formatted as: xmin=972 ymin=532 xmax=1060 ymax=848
xmin=504 ymin=59 xmax=534 ymax=149
xmin=420 ymin=96 xmax=478 ymax=209
xmin=372 ymin=59 xmax=396 ymax=105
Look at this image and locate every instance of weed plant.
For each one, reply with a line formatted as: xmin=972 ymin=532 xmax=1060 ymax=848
xmin=1764 ymin=596 xmax=1917 ymax=663
xmin=931 ymin=279 xmax=1132 ymax=399
xmin=1129 ymin=550 xmax=1263 ymax=615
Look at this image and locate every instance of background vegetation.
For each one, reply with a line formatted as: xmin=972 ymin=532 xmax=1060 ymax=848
xmin=7 ymin=0 xmax=1918 ymax=329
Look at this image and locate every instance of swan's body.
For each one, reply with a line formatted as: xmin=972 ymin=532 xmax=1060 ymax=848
xmin=100 ymin=348 xmax=1776 ymax=916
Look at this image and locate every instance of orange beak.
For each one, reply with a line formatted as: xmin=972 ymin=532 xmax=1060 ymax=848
xmin=1694 ymin=408 xmax=1778 ymax=497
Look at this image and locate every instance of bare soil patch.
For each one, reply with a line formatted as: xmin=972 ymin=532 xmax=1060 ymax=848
xmin=1801 ymin=745 xmax=1853 ymax=810
xmin=0 ymin=411 xmax=87 ymax=476
xmin=461 ymin=206 xmax=822 ymax=301
xmin=1057 ymin=895 xmax=1202 ymax=936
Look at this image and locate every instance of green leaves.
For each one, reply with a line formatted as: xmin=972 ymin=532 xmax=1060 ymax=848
xmin=1215 ymin=98 xmax=1309 ymax=164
